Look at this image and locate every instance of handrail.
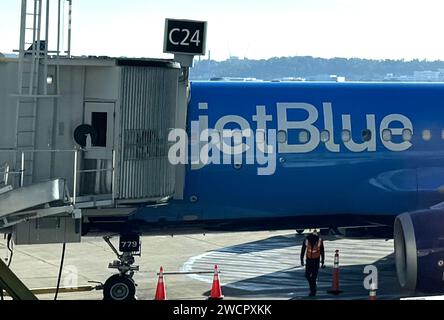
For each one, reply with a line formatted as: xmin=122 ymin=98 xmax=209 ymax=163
xmin=0 ymin=148 xmax=116 ymax=206
xmin=73 ymin=149 xmax=78 ymax=204
xmin=20 ymin=152 xmax=24 ymax=187
xmin=0 ymin=148 xmax=78 ymax=153
xmin=1 ymin=162 xmax=10 ymax=185
xmin=77 ymin=168 xmax=113 ymax=173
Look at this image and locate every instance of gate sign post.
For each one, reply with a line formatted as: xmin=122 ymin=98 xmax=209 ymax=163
xmin=164 ymin=18 xmax=207 ymax=56
xmin=164 ymin=18 xmax=207 ymax=68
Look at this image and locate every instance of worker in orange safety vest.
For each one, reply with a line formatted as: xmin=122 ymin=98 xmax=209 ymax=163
xmin=300 ymin=230 xmax=325 ymax=297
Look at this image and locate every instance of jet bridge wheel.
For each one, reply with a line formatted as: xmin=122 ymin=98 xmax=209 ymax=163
xmin=103 ymin=274 xmax=136 ymax=301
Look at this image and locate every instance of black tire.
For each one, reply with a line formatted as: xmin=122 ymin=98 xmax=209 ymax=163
xmin=103 ymin=274 xmax=136 ymax=301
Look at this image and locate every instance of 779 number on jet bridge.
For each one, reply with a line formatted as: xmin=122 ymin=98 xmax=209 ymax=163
xmin=119 ymin=234 xmax=141 ymax=253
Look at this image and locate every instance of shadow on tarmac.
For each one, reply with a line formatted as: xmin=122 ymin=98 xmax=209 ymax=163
xmin=213 ymin=233 xmax=354 ymax=255
xmin=201 ymin=233 xmax=408 ymax=300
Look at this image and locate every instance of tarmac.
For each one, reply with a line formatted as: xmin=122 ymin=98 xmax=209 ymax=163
xmin=0 ymin=230 xmax=414 ymax=300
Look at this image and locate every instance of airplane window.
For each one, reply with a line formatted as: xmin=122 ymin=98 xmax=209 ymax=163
xmin=320 ymin=130 xmax=330 ymax=143
xmin=277 ymin=130 xmax=287 ymax=143
xmin=299 ymin=131 xmax=309 ymax=143
xmin=402 ymin=129 xmax=413 ymax=142
xmin=341 ymin=130 xmax=351 ymax=142
xmin=362 ymin=129 xmax=372 ymax=142
xmin=422 ymin=129 xmax=432 ymax=141
xmin=441 ymin=129 xmax=444 ymax=140
xmin=382 ymin=129 xmax=391 ymax=142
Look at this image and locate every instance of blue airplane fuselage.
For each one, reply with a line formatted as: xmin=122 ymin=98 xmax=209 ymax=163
xmin=97 ymin=82 xmax=444 ymax=234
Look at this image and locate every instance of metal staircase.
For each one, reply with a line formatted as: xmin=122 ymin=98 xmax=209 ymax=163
xmin=15 ymin=0 xmax=42 ymax=185
xmin=14 ymin=0 xmax=69 ymax=186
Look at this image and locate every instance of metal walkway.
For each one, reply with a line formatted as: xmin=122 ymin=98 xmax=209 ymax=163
xmin=0 ymin=178 xmax=76 ymax=230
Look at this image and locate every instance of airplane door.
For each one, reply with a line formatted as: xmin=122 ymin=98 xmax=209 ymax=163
xmin=80 ymin=102 xmax=115 ymax=195
xmin=84 ymin=102 xmax=115 ymax=151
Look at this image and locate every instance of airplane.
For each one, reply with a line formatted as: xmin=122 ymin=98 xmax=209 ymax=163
xmin=1 ymin=0 xmax=441 ymax=302
xmin=75 ymin=80 xmax=444 ymax=300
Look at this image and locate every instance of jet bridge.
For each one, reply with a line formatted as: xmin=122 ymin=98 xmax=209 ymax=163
xmin=0 ymin=1 xmax=204 ymax=301
xmin=0 ymin=1 xmax=185 ymax=243
xmin=0 ymin=53 xmax=184 ymax=244
xmin=0 ymin=178 xmax=81 ymax=244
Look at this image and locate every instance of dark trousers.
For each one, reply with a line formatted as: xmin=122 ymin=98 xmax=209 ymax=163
xmin=305 ymin=258 xmax=320 ymax=294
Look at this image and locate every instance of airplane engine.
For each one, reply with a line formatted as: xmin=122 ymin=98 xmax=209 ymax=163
xmin=394 ymin=209 xmax=444 ymax=293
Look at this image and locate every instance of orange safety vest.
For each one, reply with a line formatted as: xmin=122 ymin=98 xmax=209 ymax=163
xmin=306 ymin=238 xmax=322 ymax=259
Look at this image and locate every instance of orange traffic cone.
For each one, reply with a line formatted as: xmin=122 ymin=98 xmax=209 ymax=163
xmin=154 ymin=266 xmax=166 ymax=300
xmin=328 ymin=250 xmax=343 ymax=294
xmin=208 ymin=264 xmax=224 ymax=300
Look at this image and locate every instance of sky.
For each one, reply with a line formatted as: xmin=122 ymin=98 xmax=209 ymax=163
xmin=1 ymin=0 xmax=444 ymax=61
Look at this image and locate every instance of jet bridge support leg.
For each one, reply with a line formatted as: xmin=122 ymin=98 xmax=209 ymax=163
xmin=0 ymin=258 xmax=37 ymax=300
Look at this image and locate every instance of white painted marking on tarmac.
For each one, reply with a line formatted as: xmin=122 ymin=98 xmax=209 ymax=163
xmin=182 ymin=236 xmax=396 ymax=295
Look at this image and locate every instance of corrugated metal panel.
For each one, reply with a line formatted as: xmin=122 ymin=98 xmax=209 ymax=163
xmin=117 ymin=66 xmax=178 ymax=200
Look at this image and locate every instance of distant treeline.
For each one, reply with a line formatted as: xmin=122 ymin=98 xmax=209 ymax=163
xmin=190 ymin=56 xmax=444 ymax=81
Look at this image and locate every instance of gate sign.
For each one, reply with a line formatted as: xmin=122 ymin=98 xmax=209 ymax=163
xmin=164 ymin=18 xmax=207 ymax=55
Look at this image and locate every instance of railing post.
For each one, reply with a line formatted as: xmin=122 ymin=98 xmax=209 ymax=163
xmin=111 ymin=149 xmax=116 ymax=206
xmin=20 ymin=152 xmax=25 ymax=187
xmin=73 ymin=149 xmax=78 ymax=205
xmin=4 ymin=164 xmax=10 ymax=185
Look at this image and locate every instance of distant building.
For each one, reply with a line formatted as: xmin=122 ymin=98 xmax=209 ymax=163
xmin=384 ymin=73 xmax=395 ymax=81
xmin=305 ymin=74 xmax=346 ymax=81
xmin=281 ymin=77 xmax=306 ymax=82
xmin=332 ymin=75 xmax=346 ymax=82
xmin=383 ymin=73 xmax=413 ymax=81
xmin=413 ymin=70 xmax=440 ymax=81
xmin=398 ymin=75 xmax=415 ymax=81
